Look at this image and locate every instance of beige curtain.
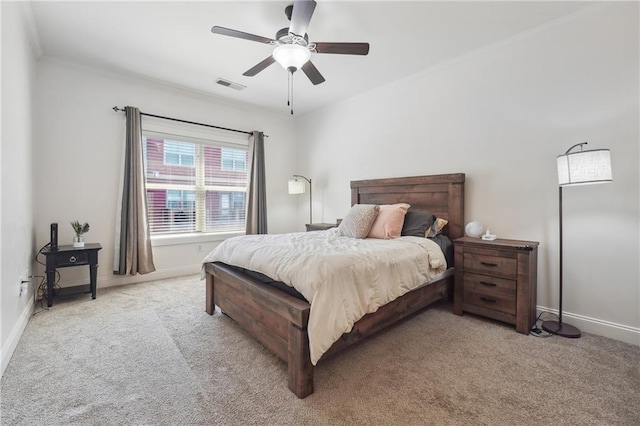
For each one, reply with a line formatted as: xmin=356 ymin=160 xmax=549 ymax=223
xmin=113 ymin=106 xmax=156 ymax=275
xmin=246 ymin=131 xmax=267 ymax=234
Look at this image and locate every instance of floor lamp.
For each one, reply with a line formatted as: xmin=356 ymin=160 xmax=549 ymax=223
xmin=542 ymin=142 xmax=612 ymax=338
xmin=288 ymin=174 xmax=312 ymax=224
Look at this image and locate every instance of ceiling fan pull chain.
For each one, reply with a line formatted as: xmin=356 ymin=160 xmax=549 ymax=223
xmin=289 ymin=70 xmax=294 ymax=115
xmin=287 ymin=71 xmax=290 ymax=107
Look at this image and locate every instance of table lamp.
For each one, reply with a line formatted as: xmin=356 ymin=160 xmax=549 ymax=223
xmin=288 ymin=174 xmax=312 ymax=224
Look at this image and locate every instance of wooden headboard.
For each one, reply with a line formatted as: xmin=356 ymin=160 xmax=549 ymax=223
xmin=350 ymin=173 xmax=465 ymax=239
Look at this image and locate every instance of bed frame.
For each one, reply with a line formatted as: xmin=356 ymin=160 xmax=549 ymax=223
xmin=204 ymin=173 xmax=465 ymax=398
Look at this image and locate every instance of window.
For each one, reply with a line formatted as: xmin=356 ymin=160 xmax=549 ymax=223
xmin=143 ymin=135 xmax=248 ymax=236
xmin=166 ymin=189 xmax=196 ymax=210
xmin=163 ymin=140 xmax=195 ymax=167
xmin=221 ymin=147 xmax=246 ymax=171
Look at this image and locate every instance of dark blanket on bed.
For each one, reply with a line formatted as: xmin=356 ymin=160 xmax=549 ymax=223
xmin=429 ymin=234 xmax=454 ymax=268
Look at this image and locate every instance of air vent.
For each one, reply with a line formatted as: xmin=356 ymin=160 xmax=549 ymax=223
xmin=215 ymin=78 xmax=246 ymax=91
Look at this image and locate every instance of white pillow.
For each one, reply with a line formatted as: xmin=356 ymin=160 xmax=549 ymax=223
xmin=337 ymin=204 xmax=380 ymax=238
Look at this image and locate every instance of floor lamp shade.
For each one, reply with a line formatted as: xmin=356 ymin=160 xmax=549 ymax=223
xmin=543 ymin=143 xmax=612 ymax=338
xmin=557 ymin=148 xmax=612 ymax=186
xmin=288 ymin=175 xmax=312 ymax=224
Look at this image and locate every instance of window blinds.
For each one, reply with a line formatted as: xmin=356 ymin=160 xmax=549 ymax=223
xmin=141 ymin=119 xmax=249 ymax=236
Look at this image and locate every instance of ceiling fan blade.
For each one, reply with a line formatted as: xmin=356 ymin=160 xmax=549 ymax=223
xmin=211 ymin=26 xmax=275 ymax=44
xmin=243 ymin=56 xmax=276 ymax=77
xmin=301 ymin=61 xmax=325 ymax=85
xmin=289 ymin=0 xmax=317 ymax=37
xmin=314 ymin=42 xmax=370 ymax=55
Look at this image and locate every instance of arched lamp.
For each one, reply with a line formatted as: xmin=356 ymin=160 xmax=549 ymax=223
xmin=542 ymin=142 xmax=612 ymax=338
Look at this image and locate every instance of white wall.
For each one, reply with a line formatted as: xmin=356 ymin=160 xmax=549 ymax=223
xmin=1 ymin=2 xmax=38 ymax=374
xmin=33 ymin=58 xmax=299 ymax=288
xmin=296 ymin=3 xmax=640 ymax=344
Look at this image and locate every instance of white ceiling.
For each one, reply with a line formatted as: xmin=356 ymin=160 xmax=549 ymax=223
xmin=29 ymin=1 xmax=594 ymax=117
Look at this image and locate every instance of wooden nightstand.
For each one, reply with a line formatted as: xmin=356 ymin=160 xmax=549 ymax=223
xmin=453 ymin=237 xmax=539 ymax=334
xmin=305 ymin=223 xmax=337 ymax=231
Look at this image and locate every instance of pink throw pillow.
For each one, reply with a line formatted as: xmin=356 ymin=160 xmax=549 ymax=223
xmin=368 ymin=203 xmax=410 ymax=239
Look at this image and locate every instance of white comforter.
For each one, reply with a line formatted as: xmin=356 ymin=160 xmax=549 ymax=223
xmin=201 ymin=228 xmax=447 ymax=365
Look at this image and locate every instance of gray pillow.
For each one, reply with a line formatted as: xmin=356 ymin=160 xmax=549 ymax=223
xmin=337 ymin=204 xmax=380 ymax=238
xmin=401 ymin=210 xmax=436 ymax=237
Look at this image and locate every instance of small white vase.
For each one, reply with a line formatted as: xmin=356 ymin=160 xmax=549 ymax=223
xmin=73 ymin=235 xmax=85 ymax=248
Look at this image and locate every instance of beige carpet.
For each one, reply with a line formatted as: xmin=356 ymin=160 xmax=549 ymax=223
xmin=1 ymin=275 xmax=638 ymax=425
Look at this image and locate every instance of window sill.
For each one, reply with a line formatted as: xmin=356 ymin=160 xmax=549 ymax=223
xmin=151 ymin=232 xmax=244 ymax=247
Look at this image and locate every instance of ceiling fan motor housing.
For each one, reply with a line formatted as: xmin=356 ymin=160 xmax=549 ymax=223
xmin=276 ymin=27 xmax=309 ymax=45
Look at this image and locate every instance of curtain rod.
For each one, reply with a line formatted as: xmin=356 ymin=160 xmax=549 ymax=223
xmin=112 ymin=106 xmax=267 ymax=138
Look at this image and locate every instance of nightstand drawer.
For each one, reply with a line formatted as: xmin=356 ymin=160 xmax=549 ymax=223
xmin=463 ymin=289 xmax=516 ymax=315
xmin=463 ymin=272 xmax=516 ymax=296
xmin=463 ymin=272 xmax=516 ymax=315
xmin=463 ymin=253 xmax=517 ymax=279
xmin=56 ymin=252 xmax=89 ymax=267
xmin=463 ymin=273 xmax=516 ymax=315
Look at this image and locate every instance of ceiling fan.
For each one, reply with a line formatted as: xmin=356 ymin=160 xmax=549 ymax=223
xmin=211 ymin=0 xmax=370 ymax=93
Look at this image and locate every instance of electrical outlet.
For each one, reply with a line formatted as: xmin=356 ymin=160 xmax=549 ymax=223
xmin=196 ymin=244 xmax=203 ymax=253
xmin=19 ymin=268 xmax=31 ymax=297
xmin=19 ymin=277 xmax=29 ymax=297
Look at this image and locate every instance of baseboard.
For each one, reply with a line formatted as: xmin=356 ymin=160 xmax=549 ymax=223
xmin=1 ymin=300 xmax=34 ymax=377
xmin=537 ymin=306 xmax=640 ymax=346
xmin=58 ymin=264 xmax=201 ymax=289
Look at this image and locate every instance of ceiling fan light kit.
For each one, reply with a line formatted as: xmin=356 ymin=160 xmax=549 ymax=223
xmin=211 ymin=0 xmax=370 ymax=114
xmin=273 ymin=44 xmax=311 ymax=72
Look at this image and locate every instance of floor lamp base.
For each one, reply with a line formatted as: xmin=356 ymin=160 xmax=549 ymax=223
xmin=542 ymin=320 xmax=581 ymax=338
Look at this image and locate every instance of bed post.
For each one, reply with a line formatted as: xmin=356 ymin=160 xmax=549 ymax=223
xmin=288 ymin=323 xmax=314 ymax=398
xmin=448 ymin=179 xmax=465 ymax=239
xmin=206 ymin=270 xmax=215 ymax=315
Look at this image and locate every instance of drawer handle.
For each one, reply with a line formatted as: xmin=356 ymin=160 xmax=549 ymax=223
xmin=480 ymin=297 xmax=497 ymax=304
xmin=480 ymin=281 xmax=497 ymax=287
xmin=480 ymin=261 xmax=498 ymax=267
xmin=69 ymin=256 xmax=77 ymax=263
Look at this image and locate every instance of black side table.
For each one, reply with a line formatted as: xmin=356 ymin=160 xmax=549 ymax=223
xmin=41 ymin=243 xmax=102 ymax=307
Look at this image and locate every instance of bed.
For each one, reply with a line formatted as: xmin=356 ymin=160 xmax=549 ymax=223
xmin=203 ymin=173 xmax=465 ymax=398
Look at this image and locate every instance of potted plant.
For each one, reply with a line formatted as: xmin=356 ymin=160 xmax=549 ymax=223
xmin=71 ymin=221 xmax=90 ymax=248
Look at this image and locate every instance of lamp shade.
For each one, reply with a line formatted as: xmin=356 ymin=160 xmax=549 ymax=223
xmin=557 ymin=149 xmax=612 ymax=186
xmin=288 ymin=179 xmax=306 ymax=194
xmin=273 ymin=44 xmax=311 ymax=71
